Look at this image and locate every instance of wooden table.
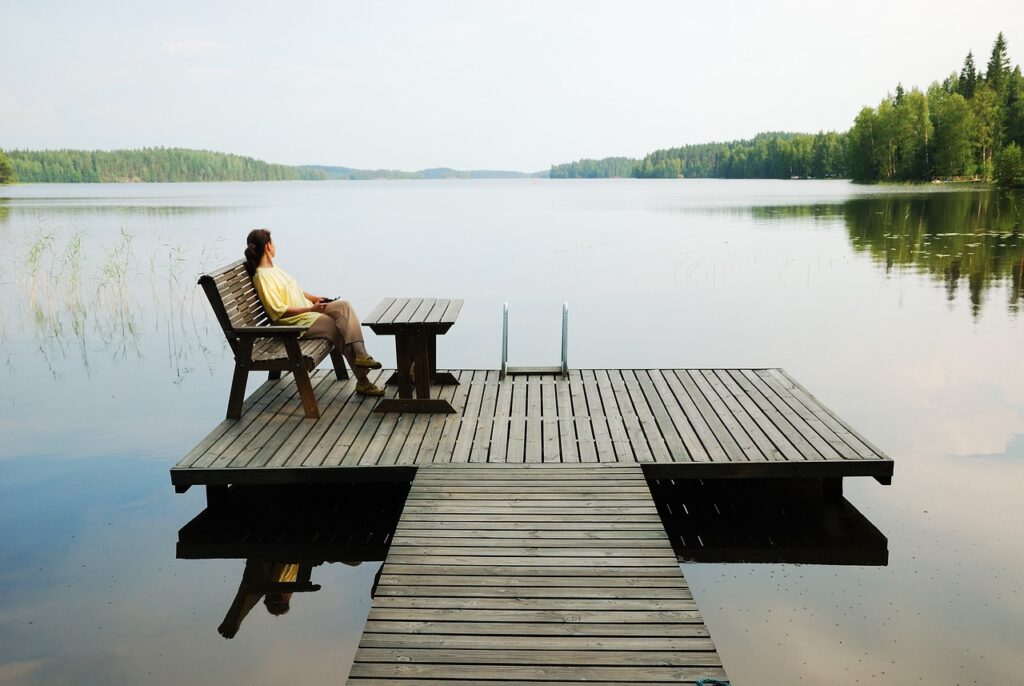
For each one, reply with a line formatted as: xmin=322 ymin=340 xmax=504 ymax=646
xmin=363 ymin=298 xmax=463 ymax=413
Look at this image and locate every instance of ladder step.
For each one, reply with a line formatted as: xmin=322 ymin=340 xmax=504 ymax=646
xmin=506 ymin=366 xmax=564 ymax=376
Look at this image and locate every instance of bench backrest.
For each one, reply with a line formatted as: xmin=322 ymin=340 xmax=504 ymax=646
xmin=198 ymin=260 xmax=272 ymax=349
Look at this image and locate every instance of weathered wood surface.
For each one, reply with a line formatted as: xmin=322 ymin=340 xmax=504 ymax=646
xmin=346 ymin=463 xmax=726 ymax=685
xmin=363 ymin=297 xmax=464 ymax=334
xmin=172 ymin=368 xmax=893 ymax=486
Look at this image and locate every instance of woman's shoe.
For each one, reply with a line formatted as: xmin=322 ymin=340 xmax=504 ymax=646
xmin=355 ymin=382 xmax=385 ymax=397
xmin=353 ymin=355 xmax=383 ymax=369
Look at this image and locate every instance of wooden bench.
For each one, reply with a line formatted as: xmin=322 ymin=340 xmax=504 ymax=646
xmin=198 ymin=260 xmax=348 ymax=420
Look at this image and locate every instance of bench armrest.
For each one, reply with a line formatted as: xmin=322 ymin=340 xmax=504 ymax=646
xmin=233 ymin=326 xmax=307 ymax=338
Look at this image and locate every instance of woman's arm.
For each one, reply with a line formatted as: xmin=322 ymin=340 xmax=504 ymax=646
xmin=303 ymin=290 xmax=323 ymax=304
xmin=282 ymin=302 xmax=326 ymax=317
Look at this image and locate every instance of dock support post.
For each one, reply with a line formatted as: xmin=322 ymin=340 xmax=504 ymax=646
xmin=206 ymin=485 xmax=230 ymax=509
xmin=823 ymin=477 xmax=843 ymax=502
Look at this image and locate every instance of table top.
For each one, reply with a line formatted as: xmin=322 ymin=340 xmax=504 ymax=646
xmin=362 ymin=297 xmax=463 ymax=334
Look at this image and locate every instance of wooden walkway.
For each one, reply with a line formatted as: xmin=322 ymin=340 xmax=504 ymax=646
xmin=347 ymin=463 xmax=727 ymax=685
xmin=173 ymin=368 xmax=892 ymax=489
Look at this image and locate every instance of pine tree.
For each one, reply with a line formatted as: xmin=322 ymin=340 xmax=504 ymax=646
xmin=959 ymin=51 xmax=978 ymax=98
xmin=986 ymin=32 xmax=1011 ymax=94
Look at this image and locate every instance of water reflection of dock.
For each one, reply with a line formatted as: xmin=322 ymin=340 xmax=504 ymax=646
xmin=173 ymin=367 xmax=892 ymax=683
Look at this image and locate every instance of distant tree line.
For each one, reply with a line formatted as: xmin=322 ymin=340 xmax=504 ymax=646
xmin=550 ymin=132 xmax=847 ymax=180
xmin=635 ymin=131 xmax=848 ymax=179
xmin=848 ymin=32 xmax=1024 ymax=185
xmin=4 ymin=148 xmax=326 ymax=183
xmin=549 ymin=157 xmax=638 ymax=179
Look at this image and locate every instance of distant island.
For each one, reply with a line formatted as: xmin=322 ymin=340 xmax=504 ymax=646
xmin=300 ymin=165 xmax=540 ymax=180
xmin=1 ymin=33 xmax=1020 ymax=188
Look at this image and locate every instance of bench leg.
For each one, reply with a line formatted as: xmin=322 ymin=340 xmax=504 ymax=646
xmin=330 ymin=348 xmax=349 ymax=380
xmin=284 ymin=338 xmax=320 ymax=419
xmin=227 ymin=364 xmax=248 ymax=419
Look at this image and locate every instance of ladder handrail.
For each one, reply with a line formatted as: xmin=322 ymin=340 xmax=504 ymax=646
xmin=561 ymin=302 xmax=568 ymax=377
xmin=500 ymin=302 xmax=568 ymax=379
xmin=501 ymin=303 xmax=509 ymax=379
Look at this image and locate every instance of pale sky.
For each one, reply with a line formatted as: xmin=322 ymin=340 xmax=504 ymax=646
xmin=2 ymin=0 xmax=1022 ymax=170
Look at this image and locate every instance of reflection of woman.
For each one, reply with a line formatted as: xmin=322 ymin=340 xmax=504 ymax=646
xmin=218 ymin=560 xmax=301 ymax=639
xmin=244 ymin=229 xmax=384 ymax=396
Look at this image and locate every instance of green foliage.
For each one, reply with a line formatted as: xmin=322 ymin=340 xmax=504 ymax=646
xmin=7 ymin=148 xmax=326 ymax=183
xmin=549 ymin=157 xmax=638 ymax=178
xmin=995 ymin=142 xmax=1024 ymax=187
xmin=0 ymin=149 xmax=16 ymax=184
xmin=632 ymin=132 xmax=847 ymax=180
xmin=848 ymin=32 xmax=1020 ymax=182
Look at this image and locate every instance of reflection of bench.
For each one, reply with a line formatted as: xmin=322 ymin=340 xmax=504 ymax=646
xmin=199 ymin=260 xmax=348 ymax=419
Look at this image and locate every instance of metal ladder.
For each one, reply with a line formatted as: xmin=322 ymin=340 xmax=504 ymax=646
xmin=499 ymin=302 xmax=568 ymax=379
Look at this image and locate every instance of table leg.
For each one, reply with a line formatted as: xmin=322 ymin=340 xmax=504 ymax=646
xmin=395 ymin=332 xmax=414 ymax=399
xmin=375 ymin=331 xmax=456 ymax=414
xmin=426 ymin=336 xmax=460 ymax=385
xmin=385 ymin=333 xmax=459 ymax=386
xmin=413 ymin=332 xmax=432 ymax=400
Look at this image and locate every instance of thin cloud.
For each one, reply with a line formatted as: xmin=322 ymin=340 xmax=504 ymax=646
xmin=162 ymin=39 xmax=230 ymax=56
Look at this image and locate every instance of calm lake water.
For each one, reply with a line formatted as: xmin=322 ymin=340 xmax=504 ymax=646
xmin=1 ymin=179 xmax=1022 ymax=685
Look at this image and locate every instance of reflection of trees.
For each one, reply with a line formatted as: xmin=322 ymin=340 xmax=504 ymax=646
xmin=748 ymin=191 xmax=1024 ymax=315
xmin=842 ymin=190 xmax=1024 ymax=316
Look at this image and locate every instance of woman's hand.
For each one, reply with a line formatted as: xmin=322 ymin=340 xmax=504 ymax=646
xmin=310 ymin=301 xmax=328 ymax=313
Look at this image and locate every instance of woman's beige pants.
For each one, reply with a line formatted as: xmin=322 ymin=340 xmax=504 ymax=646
xmin=303 ymin=300 xmax=364 ymax=348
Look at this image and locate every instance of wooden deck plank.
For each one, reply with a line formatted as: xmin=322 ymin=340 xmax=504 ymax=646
xmin=595 ymin=370 xmax=634 ymax=462
xmin=623 ymin=369 xmax=674 ymax=463
xmin=746 ymin=370 xmax=844 ymax=460
xmin=414 ymin=370 xmax=467 ymax=464
xmin=525 ymin=375 xmax=543 ymax=463
xmin=581 ymin=369 xmax=616 ymax=462
xmin=721 ymin=369 xmax=806 ymax=462
xmin=609 ymin=369 xmax=655 ymax=462
xmin=177 ymin=376 xmax=286 ymax=469
xmin=568 ymin=370 xmax=598 ymax=463
xmin=306 ymin=369 xmax=386 ymax=467
xmin=672 ymin=370 xmax=747 ymax=462
xmin=487 ymin=372 xmax=514 ymax=463
xmin=768 ymin=369 xmax=883 ymax=459
xmin=174 ymin=368 xmax=892 ymax=488
xmin=700 ymin=369 xmax=782 ymax=463
xmin=687 ymin=370 xmax=763 ymax=461
xmin=363 ymin=297 xmax=397 ymax=323
xmin=541 ymin=378 xmax=561 ymax=462
xmin=469 ymin=371 xmax=499 ymax=463
xmin=347 ymin=463 xmax=725 ymax=685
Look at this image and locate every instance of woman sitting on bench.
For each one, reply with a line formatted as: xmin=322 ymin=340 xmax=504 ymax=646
xmin=244 ymin=228 xmax=385 ymax=396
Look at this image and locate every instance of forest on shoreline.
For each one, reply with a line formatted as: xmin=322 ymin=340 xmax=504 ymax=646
xmin=0 ymin=148 xmax=325 ymax=183
xmin=2 ymin=33 xmax=1022 ymax=187
xmin=553 ymin=33 xmax=1024 ymax=187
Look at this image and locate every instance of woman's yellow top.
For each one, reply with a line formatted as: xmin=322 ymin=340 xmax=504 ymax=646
xmin=252 ymin=266 xmax=320 ymax=327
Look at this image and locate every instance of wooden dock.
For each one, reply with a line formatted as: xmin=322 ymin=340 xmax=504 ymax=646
xmin=172 ymin=368 xmax=892 ymax=490
xmin=347 ymin=462 xmax=727 ymax=684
